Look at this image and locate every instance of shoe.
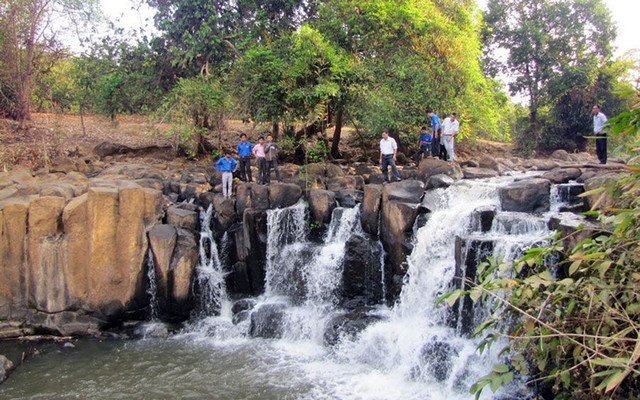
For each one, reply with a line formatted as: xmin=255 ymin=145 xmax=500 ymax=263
xmin=396 ymin=177 xmax=402 ymax=182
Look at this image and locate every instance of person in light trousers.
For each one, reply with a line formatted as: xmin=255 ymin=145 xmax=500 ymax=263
xmin=442 ymin=113 xmax=460 ymax=163
xmin=216 ymin=150 xmax=238 ymax=198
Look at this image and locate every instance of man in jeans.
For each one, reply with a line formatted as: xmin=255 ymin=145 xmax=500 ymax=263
xmin=237 ymin=133 xmax=253 ymax=182
xmin=379 ymin=130 xmax=401 ymax=183
xmin=592 ymin=104 xmax=608 ymax=164
xmin=426 ymin=109 xmax=442 ymax=159
xmin=252 ymin=136 xmax=266 ymax=184
xmin=264 ymin=135 xmax=282 ymax=184
xmin=216 ymin=150 xmax=238 ymax=198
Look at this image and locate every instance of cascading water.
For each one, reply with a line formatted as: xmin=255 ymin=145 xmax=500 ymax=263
xmin=145 ymin=248 xmax=159 ymax=320
xmin=194 ymin=204 xmax=229 ymax=317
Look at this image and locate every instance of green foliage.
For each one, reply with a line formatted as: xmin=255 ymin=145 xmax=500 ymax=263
xmin=445 ymin=98 xmax=640 ymax=399
xmin=156 ymin=75 xmax=231 ymax=156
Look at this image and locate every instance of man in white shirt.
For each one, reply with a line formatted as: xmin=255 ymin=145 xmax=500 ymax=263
xmin=379 ymin=130 xmax=401 ymax=182
xmin=442 ymin=113 xmax=460 ymax=163
xmin=592 ymin=104 xmax=608 ymax=164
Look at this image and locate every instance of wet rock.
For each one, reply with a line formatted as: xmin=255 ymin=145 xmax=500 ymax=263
xmin=269 ymin=183 xmax=302 ymax=209
xmin=166 ymin=206 xmax=198 ymax=231
xmin=426 ymin=174 xmax=454 ymax=190
xmin=308 ymin=189 xmax=336 ymax=224
xmin=336 ymin=189 xmax=363 ymax=208
xmin=453 ymin=236 xmax=495 ymax=335
xmin=462 ymin=167 xmax=499 ymax=180
xmin=499 ymin=178 xmax=551 ymax=213
xmin=471 ymin=206 xmax=496 ymax=233
xmin=0 ymin=354 xmax=14 ymax=383
xmin=232 ymin=298 xmax=257 ymax=325
xmin=242 ymin=209 xmax=268 ymax=294
xmin=167 ymin=228 xmax=198 ymax=320
xmin=324 ymin=309 xmax=385 ymax=346
xmin=361 ymin=184 xmax=383 ymax=235
xmin=342 ymin=234 xmax=384 ymax=304
xmin=249 ymin=303 xmax=287 ymax=339
xmin=548 ymin=214 xmax=600 ymax=251
xmin=417 ymin=158 xmax=463 ymax=182
xmin=132 ymin=322 xmax=169 ymax=339
xmin=213 ymin=194 xmax=236 ymax=232
xmin=542 ymin=167 xmax=582 ymax=184
xmin=419 ymin=341 xmax=459 ymax=381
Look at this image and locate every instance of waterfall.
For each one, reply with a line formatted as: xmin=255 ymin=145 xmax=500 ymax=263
xmin=331 ymin=177 xmax=556 ymax=398
xmin=195 ymin=204 xmax=228 ymax=316
xmin=145 ymin=248 xmax=159 ymax=320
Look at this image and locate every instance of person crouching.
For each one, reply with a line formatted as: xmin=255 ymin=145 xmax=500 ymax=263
xmin=216 ymin=150 xmax=238 ymax=198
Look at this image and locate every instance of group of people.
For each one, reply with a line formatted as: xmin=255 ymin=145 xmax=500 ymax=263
xmin=379 ymin=110 xmax=460 ymax=183
xmin=217 ymin=104 xmax=608 ymax=196
xmin=215 ymin=134 xmax=282 ymax=198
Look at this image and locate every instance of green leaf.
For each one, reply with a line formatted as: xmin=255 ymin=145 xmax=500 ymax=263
xmin=568 ymin=260 xmax=581 ymax=276
xmin=492 ymin=364 xmax=509 ymax=374
xmin=490 ymin=376 xmax=502 ymax=392
xmin=502 ymin=371 xmax=514 ymax=385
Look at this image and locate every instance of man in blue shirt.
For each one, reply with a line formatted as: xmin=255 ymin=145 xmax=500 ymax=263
xmin=237 ymin=133 xmax=253 ymax=182
xmin=426 ymin=109 xmax=442 ymax=158
xmin=414 ymin=126 xmax=432 ymax=166
xmin=216 ymin=150 xmax=238 ymax=198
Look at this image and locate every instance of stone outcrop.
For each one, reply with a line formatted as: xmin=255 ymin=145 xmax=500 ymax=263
xmin=462 ymin=167 xmax=499 ymax=180
xmin=417 ymin=158 xmax=463 ymax=182
xmin=380 ymin=180 xmax=424 ymax=301
xmin=341 ymin=234 xmax=384 ymax=305
xmin=323 ymin=308 xmax=385 ymax=346
xmin=269 ymin=183 xmax=302 ymax=208
xmin=361 ymin=185 xmax=382 ymax=235
xmin=0 ymin=180 xmax=163 ymax=335
xmin=249 ymin=302 xmax=287 ymax=339
xmin=308 ymin=189 xmax=336 ymax=224
xmin=426 ymin=174 xmax=454 ymax=189
xmin=542 ymin=167 xmax=582 ymax=184
xmin=499 ymin=178 xmax=551 ymax=213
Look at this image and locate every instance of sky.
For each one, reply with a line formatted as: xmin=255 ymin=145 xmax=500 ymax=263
xmin=100 ymin=0 xmax=639 ymax=57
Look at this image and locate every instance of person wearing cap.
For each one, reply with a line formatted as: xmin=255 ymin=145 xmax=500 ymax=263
xmin=237 ymin=133 xmax=253 ymax=182
xmin=216 ymin=150 xmax=238 ymax=198
xmin=379 ymin=130 xmax=401 ymax=183
xmin=414 ymin=126 xmax=432 ymax=166
xmin=441 ymin=112 xmax=460 ymax=163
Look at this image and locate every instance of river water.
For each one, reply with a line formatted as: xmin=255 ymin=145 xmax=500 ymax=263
xmin=0 ymin=174 xmax=575 ymax=400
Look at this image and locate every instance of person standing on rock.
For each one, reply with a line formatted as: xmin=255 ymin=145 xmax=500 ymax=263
xmin=442 ymin=113 xmax=460 ymax=163
xmin=252 ymin=136 xmax=266 ymax=184
xmin=426 ymin=109 xmax=442 ymax=159
xmin=264 ymin=135 xmax=282 ymax=184
xmin=592 ymin=104 xmax=608 ymax=164
xmin=216 ymin=150 xmax=238 ymax=198
xmin=414 ymin=126 xmax=432 ymax=166
xmin=379 ymin=130 xmax=401 ymax=183
xmin=237 ymin=134 xmax=253 ymax=182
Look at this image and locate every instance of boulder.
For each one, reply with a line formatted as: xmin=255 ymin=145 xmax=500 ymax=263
xmin=542 ymin=167 xmax=582 ymax=184
xmin=167 ymin=228 xmax=198 ymax=320
xmin=426 ymin=174 xmax=454 ymax=190
xmin=383 ymin=179 xmax=425 ymax=203
xmin=0 ymin=354 xmax=14 ymax=383
xmin=342 ymin=234 xmax=384 ymax=304
xmin=548 ymin=214 xmax=600 ymax=251
xmin=499 ymin=178 xmax=551 ymax=213
xmin=550 ymin=149 xmax=571 ymax=161
xmin=166 ymin=206 xmax=198 ymax=231
xmin=148 ymin=224 xmax=178 ymax=308
xmin=0 ymin=186 xmax=18 ymax=201
xmin=336 ymin=189 xmax=364 ymax=208
xmin=308 ymin=189 xmax=336 ymax=224
xmin=249 ymin=302 xmax=287 ymax=339
xmin=269 ymin=183 xmax=302 ymax=209
xmin=462 ymin=167 xmax=499 ymax=180
xmin=7 ymin=167 xmax=35 ymax=185
xmin=231 ymin=298 xmax=257 ymax=325
xmin=583 ymin=172 xmax=621 ymax=210
xmin=361 ymin=185 xmax=382 ymax=235
xmin=419 ymin=341 xmax=459 ymax=381
xmin=326 ymin=175 xmax=364 ymax=192
xmin=323 ymin=308 xmax=385 ymax=346
xmin=417 ymin=158 xmax=463 ymax=182
xmin=477 ymin=155 xmax=500 ymax=171
xmin=529 ymin=159 xmax=560 ymax=171
xmin=94 ymin=142 xmax=133 ymax=158
xmin=471 ymin=206 xmax=497 ymax=233
xmin=213 ymin=194 xmax=236 ymax=232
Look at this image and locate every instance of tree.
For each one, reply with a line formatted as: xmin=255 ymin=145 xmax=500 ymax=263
xmin=0 ymin=0 xmax=99 ymax=128
xmin=482 ymin=0 xmax=616 ymax=130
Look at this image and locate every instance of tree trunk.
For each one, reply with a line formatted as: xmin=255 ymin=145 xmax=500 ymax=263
xmin=272 ymin=121 xmax=279 ymax=139
xmin=330 ymin=108 xmax=343 ymax=159
xmin=80 ymin=101 xmax=87 ymax=136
